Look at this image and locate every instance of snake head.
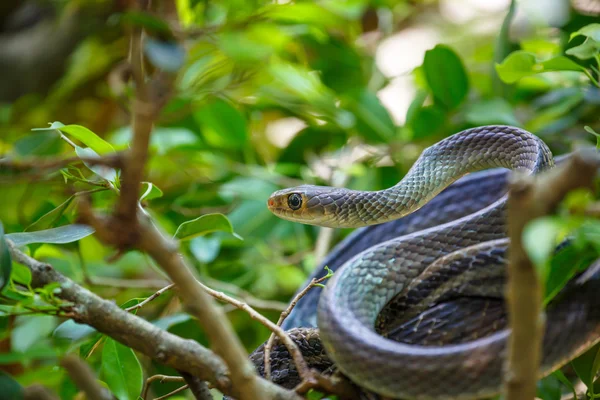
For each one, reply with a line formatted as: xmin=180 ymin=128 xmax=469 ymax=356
xmin=267 ymin=185 xmax=355 ymax=227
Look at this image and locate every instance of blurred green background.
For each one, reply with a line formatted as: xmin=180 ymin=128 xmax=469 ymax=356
xmin=1 ymin=0 xmax=599 ymax=399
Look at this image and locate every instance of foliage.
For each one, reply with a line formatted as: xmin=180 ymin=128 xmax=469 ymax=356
xmin=0 ymin=0 xmax=599 ymax=399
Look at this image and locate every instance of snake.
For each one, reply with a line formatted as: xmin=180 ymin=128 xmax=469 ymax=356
xmin=264 ymin=125 xmax=600 ymax=399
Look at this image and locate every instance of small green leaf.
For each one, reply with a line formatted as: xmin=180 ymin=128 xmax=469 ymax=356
xmin=144 ymin=38 xmax=185 ymax=72
xmin=566 ymin=38 xmax=600 ymax=60
xmin=75 ymin=146 xmax=119 ymax=183
xmin=116 ymin=11 xmax=172 ymax=35
xmin=268 ymin=3 xmax=343 ymax=28
xmin=140 ymin=182 xmax=163 ymax=202
xmin=11 ymin=316 xmax=56 ymax=353
xmin=195 ymin=99 xmax=247 ymax=149
xmin=0 ymin=372 xmax=23 ymax=400
xmin=536 ymin=374 xmax=562 ymax=400
xmin=405 ymin=90 xmax=428 ymax=125
xmin=189 ymin=236 xmax=221 ymax=263
xmin=552 ymin=370 xmax=578 ymax=400
xmin=53 ymin=320 xmax=97 ymax=343
xmin=464 ymin=98 xmax=520 ymax=126
xmin=570 ymin=23 xmax=600 ymax=42
xmin=572 ymin=343 xmax=600 ymax=395
xmin=174 ymin=214 xmax=241 ymax=241
xmin=585 ymin=126 xmax=600 ymax=150
xmin=496 ymin=52 xmax=585 ymax=84
xmin=25 ymin=195 xmax=75 ymax=232
xmin=522 ymin=217 xmax=562 ymax=282
xmin=10 ymin=263 xmax=31 ymax=286
xmin=152 ymin=313 xmax=192 ymax=331
xmin=410 ymin=105 xmax=446 ymax=139
xmin=6 ymin=224 xmax=95 ymax=247
xmin=56 ymin=124 xmax=115 ymax=154
xmin=0 ymin=222 xmax=12 ymax=292
xmin=101 ymin=338 xmax=143 ymax=400
xmin=348 ymin=89 xmax=396 ymax=143
xmin=423 ymin=45 xmax=469 ymax=109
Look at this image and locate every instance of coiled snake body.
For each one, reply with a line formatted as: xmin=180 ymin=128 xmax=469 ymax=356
xmin=265 ymin=126 xmax=600 ymax=399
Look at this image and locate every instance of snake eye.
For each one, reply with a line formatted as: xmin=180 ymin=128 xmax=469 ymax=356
xmin=287 ymin=193 xmax=303 ymax=210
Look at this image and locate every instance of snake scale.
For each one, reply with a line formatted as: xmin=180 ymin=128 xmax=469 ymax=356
xmin=258 ymin=126 xmax=600 ymax=399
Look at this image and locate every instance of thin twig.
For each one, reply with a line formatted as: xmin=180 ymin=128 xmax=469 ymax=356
xmin=194 ymin=279 xmax=312 ymax=383
xmin=264 ymin=271 xmax=333 ymax=380
xmin=125 ymin=283 xmax=175 ymax=312
xmin=505 ymin=149 xmax=599 ymax=400
xmin=154 ymin=385 xmax=189 ymax=400
xmin=204 ymin=277 xmax=288 ymax=311
xmin=23 ymin=385 xmax=59 ymax=400
xmin=60 ymin=355 xmax=112 ymax=400
xmin=142 ymin=375 xmax=185 ymax=400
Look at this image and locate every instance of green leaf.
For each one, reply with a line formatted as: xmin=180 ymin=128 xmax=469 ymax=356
xmin=572 ymin=343 xmax=600 ymax=395
xmin=496 ymin=52 xmax=586 ymax=84
xmin=189 ymin=236 xmax=221 ymax=263
xmin=523 ymin=217 xmax=561 ymax=282
xmin=11 ymin=263 xmax=31 ymax=286
xmin=25 ymin=195 xmax=75 ymax=232
xmin=0 ymin=222 xmax=12 ymax=292
xmin=75 ymin=146 xmax=119 ymax=183
xmin=423 ymin=45 xmax=469 ymax=109
xmin=116 ymin=11 xmax=172 ymax=35
xmin=566 ymin=38 xmax=600 ymax=60
xmin=101 ymin=338 xmax=143 ymax=400
xmin=536 ymin=374 xmax=562 ymax=400
xmin=0 ymin=372 xmax=23 ymax=400
xmin=410 ymin=105 xmax=446 ymax=139
xmin=6 ymin=224 xmax=95 ymax=247
xmin=195 ymin=99 xmax=247 ymax=149
xmin=144 ymin=38 xmax=185 ymax=72
xmin=570 ymin=23 xmax=600 ymax=42
xmin=348 ymin=89 xmax=396 ymax=142
xmin=56 ymin=124 xmax=115 ymax=154
xmin=585 ymin=126 xmax=600 ymax=150
xmin=140 ymin=182 xmax=163 ymax=202
xmin=11 ymin=316 xmax=56 ymax=353
xmin=152 ymin=313 xmax=191 ymax=331
xmin=174 ymin=213 xmax=242 ymax=241
xmin=53 ymin=320 xmax=97 ymax=343
xmin=267 ymin=3 xmax=344 ymax=28
xmin=552 ymin=370 xmax=578 ymax=400
xmin=405 ymin=90 xmax=428 ymax=125
xmin=464 ymin=98 xmax=520 ymax=126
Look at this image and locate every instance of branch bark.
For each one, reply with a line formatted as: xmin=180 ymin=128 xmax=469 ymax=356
xmin=7 ymin=240 xmax=300 ymax=400
xmin=505 ymin=149 xmax=599 ymax=400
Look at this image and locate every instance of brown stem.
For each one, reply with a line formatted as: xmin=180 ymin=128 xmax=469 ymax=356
xmin=134 ymin=217 xmax=270 ymax=400
xmin=194 ymin=278 xmax=312 ymax=382
xmin=142 ymin=375 xmax=186 ymax=400
xmin=264 ymin=272 xmax=333 ymax=380
xmin=125 ymin=283 xmax=175 ymax=312
xmin=60 ymin=355 xmax=112 ymax=400
xmin=180 ymin=371 xmax=213 ymax=400
xmin=505 ymin=149 xmax=599 ymax=400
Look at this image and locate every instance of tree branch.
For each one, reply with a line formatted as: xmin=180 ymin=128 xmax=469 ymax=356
xmin=180 ymin=370 xmax=213 ymax=400
xmin=7 ymin=240 xmax=301 ymax=400
xmin=60 ymin=355 xmax=112 ymax=400
xmin=505 ymin=149 xmax=599 ymax=400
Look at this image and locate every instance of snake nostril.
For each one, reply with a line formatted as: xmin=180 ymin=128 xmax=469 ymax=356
xmin=268 ymin=199 xmax=275 ymax=207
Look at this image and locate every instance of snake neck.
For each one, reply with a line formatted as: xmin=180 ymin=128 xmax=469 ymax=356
xmin=328 ymin=126 xmax=553 ymax=228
